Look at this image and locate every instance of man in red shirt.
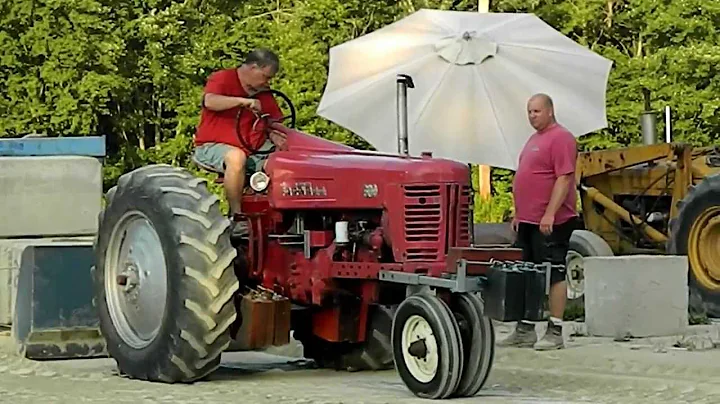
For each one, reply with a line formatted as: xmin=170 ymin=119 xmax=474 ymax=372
xmin=193 ymin=49 xmax=286 ymax=235
xmin=498 ymin=93 xmax=579 ymax=351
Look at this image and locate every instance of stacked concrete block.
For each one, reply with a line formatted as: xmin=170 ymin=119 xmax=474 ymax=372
xmin=0 ymin=156 xmax=102 ymax=237
xmin=584 ymin=255 xmax=689 ymax=338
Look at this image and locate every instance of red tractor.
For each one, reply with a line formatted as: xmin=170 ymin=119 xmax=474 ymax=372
xmin=93 ymin=76 xmax=547 ymax=399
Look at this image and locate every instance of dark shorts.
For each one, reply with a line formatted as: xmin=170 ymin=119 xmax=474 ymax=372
xmin=514 ymin=217 xmax=580 ymax=286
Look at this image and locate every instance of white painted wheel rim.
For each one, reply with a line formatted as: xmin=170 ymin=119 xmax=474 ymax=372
xmin=105 ymin=210 xmax=169 ymax=349
xmin=401 ymin=314 xmax=439 ymax=383
xmin=566 ymin=250 xmax=585 ymax=300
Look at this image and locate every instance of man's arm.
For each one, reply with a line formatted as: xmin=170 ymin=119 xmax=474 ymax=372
xmin=201 ymin=70 xmax=259 ymax=112
xmin=204 ymin=93 xmax=258 ymax=111
xmin=539 ymin=132 xmax=577 ymax=235
xmin=543 ymin=174 xmax=572 ymax=219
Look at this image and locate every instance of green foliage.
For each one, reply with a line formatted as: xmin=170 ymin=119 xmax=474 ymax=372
xmin=2 ymin=0 xmax=720 ymax=222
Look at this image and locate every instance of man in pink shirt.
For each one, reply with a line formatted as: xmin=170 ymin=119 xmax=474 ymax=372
xmin=498 ymin=93 xmax=579 ymax=351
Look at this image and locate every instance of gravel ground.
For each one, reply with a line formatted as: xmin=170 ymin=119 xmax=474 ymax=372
xmin=1 ymin=322 xmax=720 ymax=403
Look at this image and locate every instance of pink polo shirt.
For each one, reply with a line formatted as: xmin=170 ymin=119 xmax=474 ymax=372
xmin=512 ymin=123 xmax=578 ymax=225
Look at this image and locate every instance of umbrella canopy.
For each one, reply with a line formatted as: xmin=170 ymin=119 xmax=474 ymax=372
xmin=316 ymin=9 xmax=613 ymax=170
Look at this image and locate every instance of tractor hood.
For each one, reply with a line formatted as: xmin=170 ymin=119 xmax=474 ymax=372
xmin=263 ymin=128 xmax=470 ymax=209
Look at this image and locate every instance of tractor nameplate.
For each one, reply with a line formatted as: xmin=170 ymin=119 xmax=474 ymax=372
xmin=280 ymin=182 xmax=327 ymax=197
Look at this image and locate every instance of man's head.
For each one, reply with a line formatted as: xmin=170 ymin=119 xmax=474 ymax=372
xmin=526 ymin=93 xmax=556 ymax=132
xmin=238 ymin=49 xmax=280 ymax=92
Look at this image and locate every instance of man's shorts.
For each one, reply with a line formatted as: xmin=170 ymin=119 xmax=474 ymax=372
xmin=193 ymin=140 xmax=275 ymax=175
xmin=514 ymin=217 xmax=580 ymax=285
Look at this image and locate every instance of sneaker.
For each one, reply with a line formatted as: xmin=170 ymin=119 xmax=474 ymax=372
xmin=534 ymin=320 xmax=565 ymax=351
xmin=497 ymin=321 xmax=537 ymax=348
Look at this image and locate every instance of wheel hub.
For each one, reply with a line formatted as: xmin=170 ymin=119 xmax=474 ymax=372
xmin=408 ymin=338 xmax=428 ymax=359
xmin=565 ymin=251 xmax=585 ymax=300
xmin=105 ymin=211 xmax=169 ymax=350
xmin=401 ymin=314 xmax=439 ymax=383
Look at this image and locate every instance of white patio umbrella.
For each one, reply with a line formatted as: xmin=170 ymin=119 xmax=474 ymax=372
xmin=316 ymin=9 xmax=613 ymax=170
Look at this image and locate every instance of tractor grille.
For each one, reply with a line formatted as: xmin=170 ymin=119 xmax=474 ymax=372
xmin=402 ymin=183 xmax=472 ymax=261
xmin=457 ymin=185 xmax=472 ymax=247
xmin=403 ymin=185 xmax=442 ymax=261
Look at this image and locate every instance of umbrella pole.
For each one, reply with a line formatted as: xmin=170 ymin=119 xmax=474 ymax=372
xmin=396 ymin=74 xmax=414 ymax=156
xmin=473 ymin=0 xmax=493 ymax=207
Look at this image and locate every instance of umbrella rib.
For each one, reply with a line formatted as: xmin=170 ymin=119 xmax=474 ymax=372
xmin=409 ymin=61 xmax=455 ymax=143
xmin=472 ymin=66 xmax=516 ymax=168
xmin=476 ymin=13 xmax=529 ymax=35
xmin=500 ymin=43 xmax=608 ymax=60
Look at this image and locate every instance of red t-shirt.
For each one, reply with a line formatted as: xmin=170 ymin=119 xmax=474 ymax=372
xmin=194 ymin=68 xmax=283 ymax=155
xmin=512 ymin=123 xmax=578 ymax=225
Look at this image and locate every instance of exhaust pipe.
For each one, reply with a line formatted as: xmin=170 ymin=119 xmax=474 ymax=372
xmin=396 ymin=74 xmax=414 ymax=156
xmin=640 ymin=88 xmax=657 ymax=145
xmin=639 ymin=88 xmax=673 ymax=145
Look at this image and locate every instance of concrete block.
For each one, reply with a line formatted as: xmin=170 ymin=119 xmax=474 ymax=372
xmin=584 ymin=255 xmax=688 ymax=338
xmin=0 ymin=237 xmax=95 ymax=326
xmin=0 ymin=156 xmax=102 ymax=237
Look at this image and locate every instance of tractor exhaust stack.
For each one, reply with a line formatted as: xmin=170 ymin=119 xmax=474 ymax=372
xmin=396 ymin=74 xmax=414 ymax=156
xmin=640 ymin=88 xmax=657 ymax=145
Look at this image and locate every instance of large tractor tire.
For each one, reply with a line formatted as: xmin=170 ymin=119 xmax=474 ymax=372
xmin=564 ymin=230 xmax=615 ymax=316
xmin=669 ymin=173 xmax=720 ymax=318
xmin=94 ymin=164 xmax=239 ymax=383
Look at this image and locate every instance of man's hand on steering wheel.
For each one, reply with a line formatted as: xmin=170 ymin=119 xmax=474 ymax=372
xmin=245 ymin=98 xmax=262 ymax=112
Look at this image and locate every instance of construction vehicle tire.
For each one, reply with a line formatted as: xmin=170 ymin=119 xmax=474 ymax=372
xmin=565 ymin=230 xmax=614 ymax=313
xmin=669 ymin=173 xmax=720 ymax=318
xmin=93 ymin=164 xmax=239 ymax=383
xmin=295 ymin=304 xmax=395 ymax=372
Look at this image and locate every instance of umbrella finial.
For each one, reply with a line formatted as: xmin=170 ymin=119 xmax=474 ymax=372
xmin=435 ymin=32 xmax=496 ymax=66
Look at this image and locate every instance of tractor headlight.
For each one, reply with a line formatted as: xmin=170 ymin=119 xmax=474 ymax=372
xmin=249 ymin=171 xmax=270 ymax=192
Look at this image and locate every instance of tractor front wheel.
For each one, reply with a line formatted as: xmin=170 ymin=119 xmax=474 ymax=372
xmin=449 ymin=292 xmax=495 ymax=398
xmin=94 ymin=164 xmax=239 ymax=382
xmin=391 ymin=293 xmax=464 ymax=399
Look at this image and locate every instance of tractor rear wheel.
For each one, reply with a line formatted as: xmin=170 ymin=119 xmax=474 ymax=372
xmin=391 ymin=293 xmax=463 ymax=399
xmin=670 ymin=173 xmax=720 ymax=318
xmin=94 ymin=164 xmax=239 ymax=382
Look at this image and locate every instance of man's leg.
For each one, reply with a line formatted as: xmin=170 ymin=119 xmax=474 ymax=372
xmin=222 ymin=147 xmax=250 ymax=233
xmin=533 ymin=219 xmax=576 ymax=351
xmin=193 ymin=143 xmax=248 ymax=233
xmin=497 ymin=222 xmax=538 ymax=348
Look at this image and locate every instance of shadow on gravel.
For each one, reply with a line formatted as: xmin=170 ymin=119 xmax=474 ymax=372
xmin=210 ymin=354 xmax=318 ymax=380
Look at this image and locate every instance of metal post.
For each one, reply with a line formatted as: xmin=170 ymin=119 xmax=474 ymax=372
xmin=396 ymin=74 xmax=414 ymax=156
xmin=664 ymin=106 xmax=672 ymax=143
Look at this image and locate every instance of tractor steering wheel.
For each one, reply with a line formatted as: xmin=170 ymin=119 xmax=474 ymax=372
xmin=235 ymin=89 xmax=297 ymax=155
